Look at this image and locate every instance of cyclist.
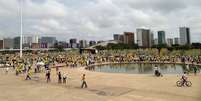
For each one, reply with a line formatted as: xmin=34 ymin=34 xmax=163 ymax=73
xmin=181 ymin=72 xmax=188 ymax=86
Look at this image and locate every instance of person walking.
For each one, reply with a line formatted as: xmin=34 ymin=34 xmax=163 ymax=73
xmin=25 ymin=70 xmax=32 ymax=80
xmin=81 ymin=74 xmax=88 ymax=88
xmin=46 ymin=70 xmax=51 ymax=83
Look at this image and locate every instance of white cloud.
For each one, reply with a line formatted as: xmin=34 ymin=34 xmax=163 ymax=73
xmin=0 ymin=0 xmax=201 ymax=42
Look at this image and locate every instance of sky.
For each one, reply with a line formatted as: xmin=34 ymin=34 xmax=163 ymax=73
xmin=0 ymin=0 xmax=201 ymax=42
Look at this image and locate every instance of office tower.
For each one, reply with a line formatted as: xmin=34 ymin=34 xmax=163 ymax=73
xmin=158 ymin=31 xmax=166 ymax=44
xmin=167 ymin=38 xmax=173 ymax=47
xmin=113 ymin=34 xmax=124 ymax=43
xmin=137 ymin=28 xmax=151 ymax=48
xmin=79 ymin=40 xmax=88 ymax=48
xmin=13 ymin=37 xmax=20 ymax=49
xmin=3 ymin=38 xmax=14 ymax=49
xmin=123 ymin=32 xmax=134 ymax=44
xmin=154 ymin=39 xmax=158 ymax=45
xmin=41 ymin=37 xmax=57 ymax=48
xmin=89 ymin=41 xmax=96 ymax=46
xmin=32 ymin=35 xmax=39 ymax=43
xmin=174 ymin=37 xmax=179 ymax=45
xmin=179 ymin=27 xmax=191 ymax=45
xmin=150 ymin=32 xmax=154 ymax=47
xmin=0 ymin=40 xmax=3 ymax=49
xmin=70 ymin=38 xmax=77 ymax=48
xmin=23 ymin=36 xmax=32 ymax=48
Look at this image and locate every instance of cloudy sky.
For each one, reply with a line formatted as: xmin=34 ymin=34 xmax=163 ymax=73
xmin=0 ymin=0 xmax=201 ymax=42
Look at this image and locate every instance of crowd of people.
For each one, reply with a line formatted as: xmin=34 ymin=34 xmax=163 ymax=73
xmin=0 ymin=49 xmax=200 ymax=87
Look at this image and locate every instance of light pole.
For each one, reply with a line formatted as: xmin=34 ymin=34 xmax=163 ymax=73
xmin=20 ymin=0 xmax=23 ymax=58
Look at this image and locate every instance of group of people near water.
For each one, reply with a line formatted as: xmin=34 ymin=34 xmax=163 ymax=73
xmin=0 ymin=49 xmax=200 ymax=88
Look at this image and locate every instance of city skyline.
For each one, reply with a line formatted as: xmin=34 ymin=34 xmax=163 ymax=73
xmin=0 ymin=0 xmax=201 ymax=42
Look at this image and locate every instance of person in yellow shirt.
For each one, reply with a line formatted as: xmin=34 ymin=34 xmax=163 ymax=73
xmin=25 ymin=70 xmax=32 ymax=80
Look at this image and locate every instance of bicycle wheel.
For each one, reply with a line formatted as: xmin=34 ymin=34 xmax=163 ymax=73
xmin=176 ymin=81 xmax=183 ymax=87
xmin=186 ymin=81 xmax=192 ymax=87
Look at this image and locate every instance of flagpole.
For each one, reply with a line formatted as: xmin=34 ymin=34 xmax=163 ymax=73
xmin=20 ymin=0 xmax=23 ymax=58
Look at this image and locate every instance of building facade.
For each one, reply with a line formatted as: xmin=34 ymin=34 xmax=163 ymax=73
xmin=3 ymin=38 xmax=14 ymax=49
xmin=137 ymin=29 xmax=151 ymax=48
xmin=167 ymin=38 xmax=173 ymax=47
xmin=174 ymin=37 xmax=179 ymax=45
xmin=123 ymin=32 xmax=134 ymax=44
xmin=158 ymin=31 xmax=166 ymax=44
xmin=179 ymin=27 xmax=191 ymax=45
xmin=40 ymin=37 xmax=57 ymax=48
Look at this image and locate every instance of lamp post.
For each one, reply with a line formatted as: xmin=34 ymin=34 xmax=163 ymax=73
xmin=20 ymin=0 xmax=23 ymax=58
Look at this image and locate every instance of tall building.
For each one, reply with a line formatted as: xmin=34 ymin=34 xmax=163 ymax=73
xmin=123 ymin=32 xmax=134 ymax=44
xmin=150 ymin=32 xmax=154 ymax=47
xmin=0 ymin=40 xmax=3 ymax=49
xmin=174 ymin=37 xmax=179 ymax=45
xmin=89 ymin=41 xmax=96 ymax=46
xmin=40 ymin=37 xmax=57 ymax=48
xmin=13 ymin=37 xmax=20 ymax=49
xmin=179 ymin=27 xmax=191 ymax=45
xmin=158 ymin=31 xmax=166 ymax=44
xmin=3 ymin=38 xmax=14 ymax=49
xmin=137 ymin=29 xmax=151 ymax=48
xmin=32 ymin=35 xmax=39 ymax=43
xmin=79 ymin=40 xmax=88 ymax=48
xmin=23 ymin=36 xmax=32 ymax=48
xmin=167 ymin=38 xmax=173 ymax=47
xmin=70 ymin=38 xmax=77 ymax=48
xmin=154 ymin=39 xmax=158 ymax=45
xmin=113 ymin=34 xmax=124 ymax=43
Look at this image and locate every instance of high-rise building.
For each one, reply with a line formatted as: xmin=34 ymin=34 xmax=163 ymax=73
xmin=89 ymin=41 xmax=96 ymax=46
xmin=123 ymin=32 xmax=134 ymax=44
xmin=174 ymin=37 xmax=179 ymax=45
xmin=154 ymin=39 xmax=158 ymax=45
xmin=3 ymin=38 xmax=14 ymax=49
xmin=167 ymin=38 xmax=173 ymax=47
xmin=179 ymin=27 xmax=191 ymax=45
xmin=150 ymin=32 xmax=154 ymax=47
xmin=32 ymin=35 xmax=39 ymax=43
xmin=137 ymin=29 xmax=151 ymax=48
xmin=23 ymin=36 xmax=32 ymax=48
xmin=158 ymin=31 xmax=166 ymax=44
xmin=0 ymin=40 xmax=3 ymax=49
xmin=79 ymin=40 xmax=88 ymax=48
xmin=41 ymin=37 xmax=57 ymax=48
xmin=70 ymin=38 xmax=77 ymax=48
xmin=113 ymin=34 xmax=124 ymax=43
xmin=13 ymin=37 xmax=20 ymax=49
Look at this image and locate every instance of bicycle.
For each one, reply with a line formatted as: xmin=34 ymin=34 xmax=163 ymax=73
xmin=176 ymin=79 xmax=192 ymax=87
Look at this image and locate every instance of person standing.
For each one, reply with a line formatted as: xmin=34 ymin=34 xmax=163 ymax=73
xmin=63 ymin=73 xmax=67 ymax=84
xmin=46 ymin=70 xmax=51 ymax=83
xmin=58 ymin=71 xmax=62 ymax=84
xmin=81 ymin=74 xmax=88 ymax=88
xmin=193 ymin=66 xmax=198 ymax=76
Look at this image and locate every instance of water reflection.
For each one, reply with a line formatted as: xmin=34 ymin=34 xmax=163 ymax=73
xmin=86 ymin=63 xmax=201 ymax=74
